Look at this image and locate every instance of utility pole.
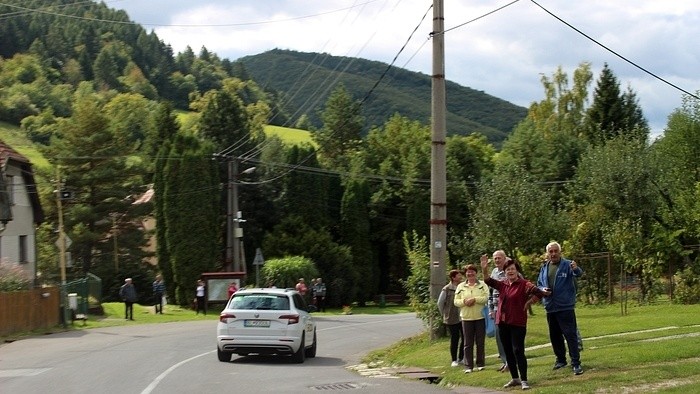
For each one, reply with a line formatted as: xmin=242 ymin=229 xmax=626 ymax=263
xmin=225 ymin=158 xmax=236 ymax=272
xmin=55 ymin=167 xmax=68 ymax=326
xmin=231 ymin=158 xmax=242 ymax=272
xmin=429 ymin=0 xmax=447 ymax=319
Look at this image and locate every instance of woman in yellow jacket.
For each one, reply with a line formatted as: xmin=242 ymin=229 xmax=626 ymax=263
xmin=454 ymin=264 xmax=490 ymax=373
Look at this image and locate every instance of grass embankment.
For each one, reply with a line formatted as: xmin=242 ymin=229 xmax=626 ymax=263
xmin=363 ymin=302 xmax=700 ymax=393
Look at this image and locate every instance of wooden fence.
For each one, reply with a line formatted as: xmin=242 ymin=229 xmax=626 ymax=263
xmin=0 ymin=287 xmax=60 ymax=337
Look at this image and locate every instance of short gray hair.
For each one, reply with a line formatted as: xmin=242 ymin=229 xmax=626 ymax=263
xmin=546 ymin=241 xmax=561 ymax=252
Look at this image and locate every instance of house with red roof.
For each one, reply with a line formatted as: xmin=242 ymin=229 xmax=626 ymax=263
xmin=0 ymin=141 xmax=44 ymax=284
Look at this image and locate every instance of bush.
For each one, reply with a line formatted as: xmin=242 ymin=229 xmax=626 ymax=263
xmin=0 ymin=260 xmax=32 ymax=291
xmin=674 ymin=266 xmax=700 ymax=304
xmin=401 ymin=232 xmax=439 ymax=332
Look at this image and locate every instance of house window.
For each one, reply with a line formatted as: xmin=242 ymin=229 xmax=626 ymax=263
xmin=19 ymin=235 xmax=27 ymax=263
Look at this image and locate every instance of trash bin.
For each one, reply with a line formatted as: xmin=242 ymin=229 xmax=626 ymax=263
xmin=68 ymin=293 xmax=78 ymax=311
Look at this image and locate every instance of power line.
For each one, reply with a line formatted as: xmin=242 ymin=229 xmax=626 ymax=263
xmin=528 ymin=0 xmax=700 ymax=101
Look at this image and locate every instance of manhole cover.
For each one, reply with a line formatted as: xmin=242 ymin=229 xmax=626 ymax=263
xmin=310 ymin=382 xmax=368 ymax=390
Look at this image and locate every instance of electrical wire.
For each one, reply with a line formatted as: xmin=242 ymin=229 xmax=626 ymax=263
xmin=528 ymin=0 xmax=699 ymax=101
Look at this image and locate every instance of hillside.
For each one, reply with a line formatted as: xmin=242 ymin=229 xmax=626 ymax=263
xmin=239 ymin=49 xmax=527 ymax=143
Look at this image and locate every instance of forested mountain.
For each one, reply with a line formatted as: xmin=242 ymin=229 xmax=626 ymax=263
xmin=239 ymin=49 xmax=527 ymax=142
xmin=0 ymin=1 xmax=525 ymax=145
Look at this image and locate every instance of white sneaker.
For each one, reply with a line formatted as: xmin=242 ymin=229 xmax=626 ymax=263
xmin=476 ymin=366 xmax=485 ymax=371
xmin=464 ymin=368 xmax=473 ymax=373
xmin=521 ymin=381 xmax=530 ymax=390
xmin=503 ymin=378 xmax=521 ymax=388
xmin=451 ymin=361 xmax=459 ymax=367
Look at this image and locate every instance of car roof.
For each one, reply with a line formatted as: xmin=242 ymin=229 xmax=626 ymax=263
xmin=235 ymin=287 xmax=298 ymax=296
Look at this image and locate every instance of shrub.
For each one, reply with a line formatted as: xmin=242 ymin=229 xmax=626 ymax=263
xmin=674 ymin=266 xmax=700 ymax=304
xmin=0 ymin=260 xmax=32 ymax=291
xmin=401 ymin=231 xmax=439 ymax=331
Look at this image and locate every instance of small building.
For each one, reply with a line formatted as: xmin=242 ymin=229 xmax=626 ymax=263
xmin=0 ymin=141 xmax=44 ymax=283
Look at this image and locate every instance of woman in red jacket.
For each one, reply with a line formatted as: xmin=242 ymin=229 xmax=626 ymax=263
xmin=480 ymin=254 xmax=550 ymax=390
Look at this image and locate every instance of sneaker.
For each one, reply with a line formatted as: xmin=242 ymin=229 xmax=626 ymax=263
xmin=464 ymin=368 xmax=473 ymax=373
xmin=476 ymin=366 xmax=485 ymax=371
xmin=573 ymin=365 xmax=583 ymax=375
xmin=451 ymin=361 xmax=460 ymax=367
xmin=503 ymin=378 xmax=521 ymax=388
xmin=553 ymin=361 xmax=567 ymax=370
xmin=521 ymin=381 xmax=530 ymax=390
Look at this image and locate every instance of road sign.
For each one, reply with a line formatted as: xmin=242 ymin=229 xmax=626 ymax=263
xmin=253 ymin=248 xmax=265 ymax=266
xmin=55 ymin=234 xmax=72 ymax=249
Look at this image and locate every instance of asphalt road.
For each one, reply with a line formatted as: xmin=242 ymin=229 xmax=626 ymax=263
xmin=0 ymin=313 xmax=463 ymax=393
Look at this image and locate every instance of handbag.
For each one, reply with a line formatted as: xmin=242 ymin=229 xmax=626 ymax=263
xmin=482 ymin=305 xmax=495 ymax=337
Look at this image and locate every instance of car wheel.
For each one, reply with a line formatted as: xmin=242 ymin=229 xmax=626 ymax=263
xmin=217 ymin=347 xmax=231 ymax=362
xmin=292 ymin=333 xmax=306 ymax=363
xmin=305 ymin=329 xmax=317 ymax=358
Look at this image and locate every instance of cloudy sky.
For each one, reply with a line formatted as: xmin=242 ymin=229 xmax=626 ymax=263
xmin=113 ymin=0 xmax=700 ymax=136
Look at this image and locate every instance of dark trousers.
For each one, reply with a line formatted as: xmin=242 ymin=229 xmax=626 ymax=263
xmin=315 ymin=296 xmax=326 ymax=312
xmin=124 ymin=301 xmax=134 ymax=320
xmin=500 ymin=323 xmax=528 ymax=381
xmin=154 ymin=293 xmax=163 ymax=314
xmin=462 ymin=319 xmax=486 ymax=369
xmin=546 ymin=309 xmax=581 ymax=366
xmin=196 ymin=296 xmax=206 ymax=315
xmin=448 ymin=322 xmax=464 ymax=363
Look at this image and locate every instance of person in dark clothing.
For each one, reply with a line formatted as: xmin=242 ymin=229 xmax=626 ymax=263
xmin=536 ymin=241 xmax=584 ymax=375
xmin=119 ymin=278 xmax=138 ymax=320
xmin=438 ymin=269 xmax=465 ymax=367
xmin=152 ymin=274 xmax=166 ymax=314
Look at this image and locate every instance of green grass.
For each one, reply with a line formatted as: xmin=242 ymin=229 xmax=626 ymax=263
xmin=264 ymin=125 xmax=315 ymax=146
xmin=0 ymin=121 xmax=51 ymax=170
xmin=362 ymin=302 xmax=700 ymax=393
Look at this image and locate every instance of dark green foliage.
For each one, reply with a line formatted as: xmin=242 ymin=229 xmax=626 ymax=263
xmin=262 ymin=216 xmax=356 ymax=307
xmin=341 ymin=177 xmax=375 ymax=306
xmin=239 ymin=49 xmax=526 ymax=143
xmin=585 ymin=63 xmax=649 ymax=144
xmin=162 ymin=137 xmax=221 ymax=305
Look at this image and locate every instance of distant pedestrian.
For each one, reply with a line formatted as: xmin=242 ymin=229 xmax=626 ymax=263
xmin=119 ymin=278 xmax=137 ymax=321
xmin=152 ymin=274 xmax=166 ymax=314
xmin=295 ymin=278 xmax=308 ymax=301
xmin=313 ymin=278 xmax=327 ymax=312
xmin=227 ymin=281 xmax=238 ymax=299
xmin=489 ymin=250 xmax=509 ymax=372
xmin=438 ymin=269 xmax=465 ymax=367
xmin=195 ymin=279 xmax=206 ymax=315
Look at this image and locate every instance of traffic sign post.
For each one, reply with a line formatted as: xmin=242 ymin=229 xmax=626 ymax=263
xmin=253 ymin=248 xmax=264 ymax=287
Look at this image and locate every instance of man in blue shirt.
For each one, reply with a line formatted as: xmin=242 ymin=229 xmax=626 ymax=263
xmin=536 ymin=242 xmax=584 ymax=375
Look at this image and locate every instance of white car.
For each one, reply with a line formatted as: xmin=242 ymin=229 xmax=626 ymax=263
xmin=216 ymin=287 xmax=317 ymax=363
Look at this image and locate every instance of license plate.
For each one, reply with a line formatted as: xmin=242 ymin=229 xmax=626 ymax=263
xmin=244 ymin=320 xmax=270 ymax=327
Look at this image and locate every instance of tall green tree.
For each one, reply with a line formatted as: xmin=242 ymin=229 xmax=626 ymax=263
xmin=585 ymin=63 xmax=649 ymax=144
xmin=313 ymin=84 xmax=364 ymax=170
xmin=162 ymin=137 xmax=220 ymax=305
xmin=47 ymin=91 xmax=146 ymax=285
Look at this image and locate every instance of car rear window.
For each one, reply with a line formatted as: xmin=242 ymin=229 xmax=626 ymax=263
xmin=229 ymin=294 xmax=290 ymax=310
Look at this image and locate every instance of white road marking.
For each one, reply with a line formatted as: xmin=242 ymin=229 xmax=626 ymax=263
xmin=0 ymin=368 xmax=51 ymax=377
xmin=140 ymin=350 xmax=214 ymax=394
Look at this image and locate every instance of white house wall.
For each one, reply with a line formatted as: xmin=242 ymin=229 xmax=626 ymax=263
xmin=2 ymin=165 xmax=37 ymax=281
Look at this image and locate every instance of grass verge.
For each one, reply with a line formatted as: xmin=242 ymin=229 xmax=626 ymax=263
xmin=362 ymin=302 xmax=700 ymax=393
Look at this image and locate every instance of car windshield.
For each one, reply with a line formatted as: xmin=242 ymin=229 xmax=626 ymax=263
xmin=229 ymin=294 xmax=290 ymax=310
